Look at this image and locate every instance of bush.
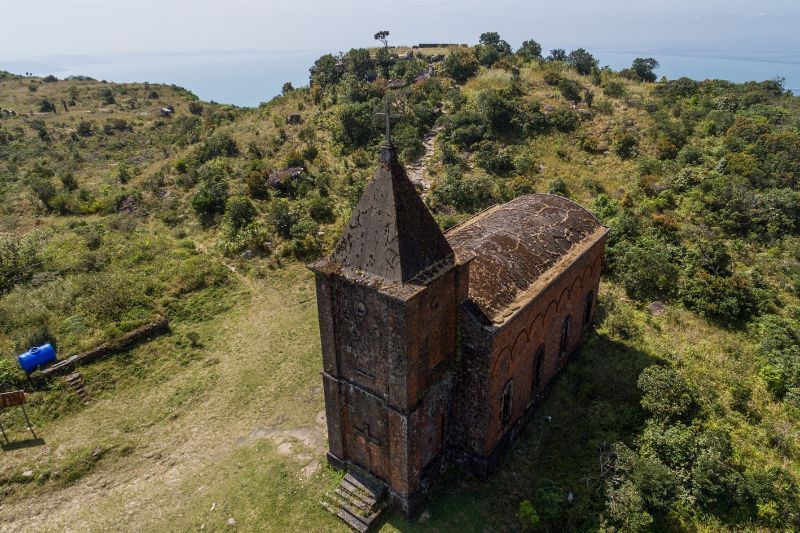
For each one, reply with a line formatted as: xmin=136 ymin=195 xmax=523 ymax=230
xmin=196 ymin=132 xmax=239 ymax=163
xmin=188 ymin=102 xmax=204 ymax=116
xmin=548 ymin=108 xmax=579 ymax=132
xmin=547 ymin=177 xmax=569 ymax=197
xmin=337 ymin=101 xmax=376 ymax=148
xmin=76 ymin=120 xmax=94 ymax=137
xmin=613 ymin=237 xmax=678 ymax=300
xmin=603 ymin=81 xmax=627 ymax=99
xmin=224 ymin=196 xmax=258 ymax=232
xmin=443 ymin=110 xmax=487 ymax=148
xmin=307 ymin=194 xmax=335 ymax=224
xmin=430 ymin=172 xmax=497 ymax=214
xmin=613 ymin=130 xmax=639 ymax=159
xmin=558 ymin=78 xmax=583 ymax=103
xmin=0 ymin=356 xmax=26 ymax=389
xmin=678 ymin=272 xmax=758 ymax=324
xmin=268 ymin=198 xmax=298 ymax=239
xmin=0 ymin=233 xmax=41 ymax=294
xmin=637 ymin=365 xmax=697 ymax=422
xmin=443 ymin=48 xmax=479 ymax=84
xmin=192 ymin=175 xmax=229 ymax=223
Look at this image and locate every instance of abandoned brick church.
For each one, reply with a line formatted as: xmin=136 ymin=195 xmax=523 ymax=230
xmin=309 ymin=144 xmax=608 ymax=517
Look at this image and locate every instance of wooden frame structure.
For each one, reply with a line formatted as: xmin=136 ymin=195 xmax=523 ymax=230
xmin=0 ymin=391 xmax=37 ymax=446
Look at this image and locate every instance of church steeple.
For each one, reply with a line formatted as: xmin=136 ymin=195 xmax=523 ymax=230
xmin=329 ymin=145 xmax=454 ymax=283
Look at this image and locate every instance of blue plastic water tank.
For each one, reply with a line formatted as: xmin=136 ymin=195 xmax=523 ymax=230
xmin=17 ymin=343 xmax=57 ymax=374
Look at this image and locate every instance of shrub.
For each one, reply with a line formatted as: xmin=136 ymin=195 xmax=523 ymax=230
xmin=192 ymin=175 xmax=229 ymax=223
xmin=76 ymin=120 xmax=94 ymax=137
xmin=196 ymin=132 xmax=239 ymax=163
xmin=337 ymin=101 xmax=376 ymax=148
xmin=613 ymin=130 xmax=639 ymax=159
xmin=548 ymin=177 xmax=569 ymax=197
xmin=603 ymin=81 xmax=627 ymax=99
xmin=443 ymin=48 xmax=479 ymax=84
xmin=613 ymin=237 xmax=678 ymax=300
xmin=188 ymin=102 xmax=204 ymax=115
xmin=548 ymin=108 xmax=579 ymax=132
xmin=517 ymin=500 xmax=540 ymax=530
xmin=637 ymin=365 xmax=697 ymax=422
xmin=444 ymin=110 xmax=487 ymax=148
xmin=558 ymin=78 xmax=583 ymax=103
xmin=430 ymin=172 xmax=497 ymax=214
xmin=268 ymin=198 xmax=298 ymax=239
xmin=0 ymin=233 xmax=41 ymax=294
xmin=307 ymin=194 xmax=335 ymax=224
xmin=245 ymin=169 xmax=271 ymax=200
xmin=678 ymin=272 xmax=758 ymax=324
xmin=224 ymin=196 xmax=258 ymax=232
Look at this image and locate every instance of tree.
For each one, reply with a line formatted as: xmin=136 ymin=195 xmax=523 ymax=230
xmin=517 ymin=40 xmax=543 ymax=61
xmin=632 ymin=58 xmax=660 ymax=83
xmin=567 ymin=48 xmax=598 ymax=75
xmin=443 ymin=48 xmax=480 ymax=84
xmin=224 ymin=196 xmax=258 ymax=231
xmin=548 ymin=49 xmax=567 ymax=62
xmin=192 ymin=175 xmax=229 ymax=223
xmin=344 ymin=48 xmax=376 ymax=81
xmin=309 ymin=54 xmax=341 ymax=88
xmin=337 ymin=101 xmax=376 ymax=148
xmin=475 ymin=32 xmax=512 ymax=66
xmin=281 ymin=82 xmax=294 ymax=94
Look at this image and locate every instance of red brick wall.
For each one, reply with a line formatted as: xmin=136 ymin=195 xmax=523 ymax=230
xmin=482 ymin=237 xmax=606 ymax=455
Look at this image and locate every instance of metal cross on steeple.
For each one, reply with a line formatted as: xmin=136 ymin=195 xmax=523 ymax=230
xmin=375 ymin=98 xmax=401 ymax=147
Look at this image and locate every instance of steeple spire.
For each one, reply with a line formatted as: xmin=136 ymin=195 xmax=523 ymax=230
xmin=329 ymin=145 xmax=454 ymax=283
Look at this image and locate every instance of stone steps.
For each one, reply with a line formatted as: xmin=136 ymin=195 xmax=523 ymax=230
xmin=321 ymin=472 xmax=387 ymax=532
xmin=64 ymin=372 xmax=90 ymax=403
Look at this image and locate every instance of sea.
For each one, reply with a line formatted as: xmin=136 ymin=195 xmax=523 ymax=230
xmin=2 ymin=49 xmax=799 ymax=108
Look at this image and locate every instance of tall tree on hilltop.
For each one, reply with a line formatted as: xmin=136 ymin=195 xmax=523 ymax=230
xmin=517 ymin=39 xmax=543 ymax=61
xmin=631 ymin=57 xmax=660 ymax=82
xmin=567 ymin=48 xmax=599 ymax=75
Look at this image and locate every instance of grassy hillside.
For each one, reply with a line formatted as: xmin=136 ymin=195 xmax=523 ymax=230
xmin=1 ymin=35 xmax=799 ymax=531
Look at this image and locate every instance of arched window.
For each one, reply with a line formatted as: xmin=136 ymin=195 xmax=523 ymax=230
xmin=501 ymin=380 xmax=514 ymax=426
xmin=559 ymin=316 xmax=571 ymax=358
xmin=532 ymin=345 xmax=544 ymax=398
xmin=584 ymin=291 xmax=594 ymax=326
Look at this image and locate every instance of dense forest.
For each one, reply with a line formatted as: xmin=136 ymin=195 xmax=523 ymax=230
xmin=0 ymin=33 xmax=798 ymax=530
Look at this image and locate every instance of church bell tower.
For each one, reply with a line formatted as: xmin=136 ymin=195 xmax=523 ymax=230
xmin=308 ymin=143 xmax=470 ymax=515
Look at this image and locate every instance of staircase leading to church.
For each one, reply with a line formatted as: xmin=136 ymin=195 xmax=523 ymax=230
xmin=321 ymin=472 xmax=387 ymax=532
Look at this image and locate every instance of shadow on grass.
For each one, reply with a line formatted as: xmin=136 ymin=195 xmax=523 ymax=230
xmin=384 ymin=333 xmax=656 ymax=532
xmin=2 ymin=438 xmax=46 ymax=451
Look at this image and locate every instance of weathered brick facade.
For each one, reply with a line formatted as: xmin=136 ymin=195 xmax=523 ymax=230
xmin=310 ymin=146 xmax=608 ymax=516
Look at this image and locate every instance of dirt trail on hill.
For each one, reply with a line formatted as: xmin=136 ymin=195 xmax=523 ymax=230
xmin=404 ymin=127 xmax=440 ymax=195
xmin=0 ymin=264 xmax=331 ymax=532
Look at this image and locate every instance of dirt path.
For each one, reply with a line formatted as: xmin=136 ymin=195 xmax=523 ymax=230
xmin=405 ymin=127 xmax=441 ymax=195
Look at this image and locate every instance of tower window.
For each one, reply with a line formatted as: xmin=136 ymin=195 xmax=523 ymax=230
xmin=501 ymin=380 xmax=514 ymax=426
xmin=584 ymin=291 xmax=594 ymax=326
xmin=559 ymin=316 xmax=571 ymax=358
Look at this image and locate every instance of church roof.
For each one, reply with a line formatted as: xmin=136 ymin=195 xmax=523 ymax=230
xmin=318 ymin=145 xmax=454 ymax=284
xmin=446 ymin=194 xmax=608 ymax=324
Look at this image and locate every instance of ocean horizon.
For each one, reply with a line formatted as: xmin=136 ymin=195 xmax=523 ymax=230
xmin=3 ymin=47 xmax=799 ymax=107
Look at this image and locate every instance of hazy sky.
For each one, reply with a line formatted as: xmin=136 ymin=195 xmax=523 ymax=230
xmin=3 ymin=0 xmax=799 ymax=58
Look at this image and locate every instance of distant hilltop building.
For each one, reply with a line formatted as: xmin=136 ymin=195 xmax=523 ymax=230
xmin=309 ymin=143 xmax=608 ymax=525
xmin=413 ymin=43 xmax=469 ymax=49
